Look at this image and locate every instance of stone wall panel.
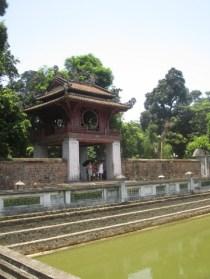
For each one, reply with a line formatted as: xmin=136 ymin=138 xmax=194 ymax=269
xmin=0 ymin=159 xmax=67 ymax=190
xmin=122 ymin=159 xmax=200 ymax=180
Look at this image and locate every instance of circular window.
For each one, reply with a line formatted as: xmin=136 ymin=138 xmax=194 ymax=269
xmin=82 ymin=110 xmax=98 ymax=130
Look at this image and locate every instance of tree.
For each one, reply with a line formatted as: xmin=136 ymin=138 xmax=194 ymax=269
xmin=186 ymin=111 xmax=210 ymax=157
xmin=0 ymin=88 xmax=30 ymax=158
xmin=0 ymin=1 xmax=18 ymax=83
xmin=142 ymin=68 xmax=190 ymax=132
xmin=140 ymin=68 xmax=192 ymax=157
xmin=186 ymin=135 xmax=210 ymax=156
xmin=0 ymin=1 xmax=30 ymax=158
xmin=12 ymin=54 xmax=114 ymax=107
xmin=190 ymin=90 xmax=202 ymax=103
xmin=0 ymin=0 xmax=7 ymax=16
xmin=121 ymin=121 xmax=144 ymax=158
xmin=141 ymin=123 xmax=159 ymax=158
xmin=10 ymin=66 xmax=68 ymax=107
xmin=190 ymin=98 xmax=210 ymax=137
xmin=65 ymin=54 xmax=113 ymax=88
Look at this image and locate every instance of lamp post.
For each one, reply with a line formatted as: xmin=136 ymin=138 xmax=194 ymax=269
xmin=157 ymin=135 xmax=163 ymax=159
xmin=185 ymin=171 xmax=193 ymax=193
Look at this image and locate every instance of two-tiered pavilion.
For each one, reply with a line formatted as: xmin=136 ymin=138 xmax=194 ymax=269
xmin=25 ymin=77 xmax=133 ymax=181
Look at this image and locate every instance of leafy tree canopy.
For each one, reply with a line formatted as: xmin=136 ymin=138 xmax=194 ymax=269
xmin=65 ymin=53 xmax=113 ymax=88
xmin=186 ymin=135 xmax=210 ymax=156
xmin=121 ymin=121 xmax=144 ymax=158
xmin=12 ymin=54 xmax=114 ymax=107
xmin=0 ymin=0 xmax=7 ymax=16
xmin=10 ymin=66 xmax=68 ymax=107
xmin=140 ymin=68 xmax=192 ymax=157
xmin=0 ymin=1 xmax=18 ymax=83
xmin=189 ymin=98 xmax=210 ymax=138
xmin=142 ymin=68 xmax=190 ymax=132
xmin=0 ymin=0 xmax=30 ymax=159
xmin=0 ymin=88 xmax=30 ymax=158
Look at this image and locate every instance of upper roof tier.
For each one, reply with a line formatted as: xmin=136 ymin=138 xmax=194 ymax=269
xmin=37 ymin=77 xmax=113 ymax=101
xmin=25 ymin=77 xmax=135 ymax=113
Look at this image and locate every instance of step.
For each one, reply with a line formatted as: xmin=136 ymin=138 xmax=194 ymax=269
xmin=9 ymin=204 xmax=210 ymax=255
xmin=1 ymin=197 xmax=210 ymax=246
xmin=0 ymin=269 xmax=16 ymax=279
xmin=0 ymin=258 xmax=37 ymax=279
xmin=2 ymin=193 xmax=210 ymax=234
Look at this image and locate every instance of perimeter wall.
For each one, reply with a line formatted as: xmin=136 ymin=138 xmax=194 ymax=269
xmin=0 ymin=159 xmax=67 ymax=190
xmin=0 ymin=158 xmax=201 ymax=190
xmin=122 ymin=159 xmax=201 ymax=180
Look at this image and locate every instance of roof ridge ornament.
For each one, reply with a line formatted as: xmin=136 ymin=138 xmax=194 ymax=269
xmin=125 ymin=97 xmax=136 ymax=108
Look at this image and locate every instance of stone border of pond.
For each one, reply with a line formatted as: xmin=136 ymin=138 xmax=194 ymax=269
xmin=0 ymin=245 xmax=79 ymax=279
xmin=2 ymin=191 xmax=210 ymax=278
xmin=13 ymin=206 xmax=210 ymax=255
xmin=3 ymin=194 xmax=210 ymax=255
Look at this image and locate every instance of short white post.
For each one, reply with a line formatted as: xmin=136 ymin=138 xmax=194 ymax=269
xmin=42 ymin=193 xmax=51 ymax=207
xmin=0 ymin=198 xmax=3 ymax=213
xmin=65 ymin=191 xmax=71 ymax=205
xmin=103 ymin=188 xmax=107 ymax=203
xmin=120 ymin=181 xmax=127 ymax=202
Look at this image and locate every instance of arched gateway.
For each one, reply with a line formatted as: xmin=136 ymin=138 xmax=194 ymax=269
xmin=25 ymin=77 xmax=134 ymax=182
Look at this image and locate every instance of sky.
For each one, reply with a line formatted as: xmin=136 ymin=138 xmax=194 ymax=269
xmin=3 ymin=0 xmax=210 ymax=121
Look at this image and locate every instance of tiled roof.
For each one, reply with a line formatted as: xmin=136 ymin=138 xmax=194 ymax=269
xmin=37 ymin=85 xmax=64 ymax=100
xmin=25 ymin=77 xmax=132 ymax=113
xmin=25 ymin=94 xmax=130 ymax=112
xmin=25 ymin=96 xmax=65 ymax=112
xmin=68 ymin=81 xmax=112 ymax=97
xmin=67 ymin=94 xmax=129 ymax=110
xmin=38 ymin=77 xmax=113 ymax=101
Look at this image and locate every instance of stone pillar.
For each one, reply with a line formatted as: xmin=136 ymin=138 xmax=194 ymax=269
xmin=193 ymin=149 xmax=210 ymax=177
xmin=33 ymin=144 xmax=48 ymax=158
xmin=65 ymin=191 xmax=71 ymax=205
xmin=196 ymin=156 xmax=209 ymax=177
xmin=62 ymin=138 xmax=80 ymax=181
xmin=106 ymin=141 xmax=122 ymax=179
xmin=80 ymin=146 xmax=88 ymax=181
xmin=120 ymin=180 xmax=127 ymax=202
xmin=0 ymin=198 xmax=3 ymax=213
xmin=103 ymin=188 xmax=107 ymax=203
xmin=41 ymin=193 xmax=51 ymax=207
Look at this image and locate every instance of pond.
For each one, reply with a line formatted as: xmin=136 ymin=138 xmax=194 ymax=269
xmin=36 ymin=214 xmax=210 ymax=279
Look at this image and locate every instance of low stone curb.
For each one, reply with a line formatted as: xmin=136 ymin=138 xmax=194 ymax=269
xmin=8 ymin=205 xmax=210 ymax=255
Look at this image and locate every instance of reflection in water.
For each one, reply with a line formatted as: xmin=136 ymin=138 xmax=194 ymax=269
xmin=37 ymin=215 xmax=210 ymax=279
xmin=129 ymin=268 xmax=152 ymax=279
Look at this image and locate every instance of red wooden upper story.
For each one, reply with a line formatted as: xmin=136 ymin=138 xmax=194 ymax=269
xmin=25 ymin=77 xmax=135 ymax=145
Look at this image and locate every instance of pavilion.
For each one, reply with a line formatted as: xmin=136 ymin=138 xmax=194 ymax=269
xmin=25 ymin=77 xmax=134 ymax=181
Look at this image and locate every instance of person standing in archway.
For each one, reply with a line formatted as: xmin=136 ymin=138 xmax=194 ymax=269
xmin=87 ymin=161 xmax=93 ymax=181
xmin=98 ymin=161 xmax=104 ymax=180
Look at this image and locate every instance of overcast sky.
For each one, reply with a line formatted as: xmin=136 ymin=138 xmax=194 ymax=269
xmin=4 ymin=0 xmax=210 ymax=121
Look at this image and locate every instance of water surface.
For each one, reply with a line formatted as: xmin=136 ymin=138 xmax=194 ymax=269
xmin=36 ymin=214 xmax=210 ymax=279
